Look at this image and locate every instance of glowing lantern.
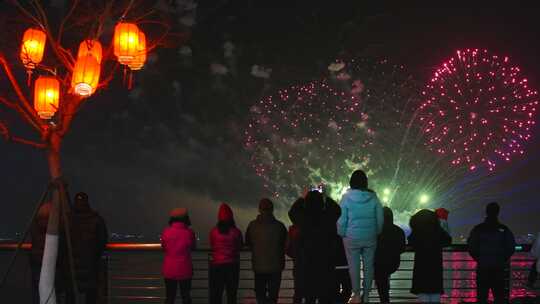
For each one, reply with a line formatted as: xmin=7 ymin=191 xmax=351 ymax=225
xmin=77 ymin=39 xmax=102 ymax=64
xmin=113 ymin=22 xmax=140 ymax=65
xmin=71 ymin=55 xmax=101 ymax=96
xmin=34 ymin=76 xmax=60 ymax=119
xmin=20 ymin=28 xmax=47 ymax=69
xmin=128 ymin=32 xmax=146 ymax=70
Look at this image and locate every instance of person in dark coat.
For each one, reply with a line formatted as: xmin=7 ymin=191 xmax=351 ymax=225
xmin=408 ymin=209 xmax=451 ymax=303
xmin=246 ymin=198 xmax=288 ymax=304
xmin=289 ymin=190 xmax=341 ymax=304
xmin=468 ymin=202 xmax=515 ymax=304
xmin=286 ymin=198 xmax=304 ymax=304
xmin=374 ymin=207 xmax=406 ymax=304
xmin=67 ymin=192 xmax=108 ymax=304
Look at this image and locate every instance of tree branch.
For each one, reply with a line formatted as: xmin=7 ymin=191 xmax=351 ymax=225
xmin=10 ymin=135 xmax=47 ymax=149
xmin=0 ymin=120 xmax=46 ymax=149
xmin=32 ymin=0 xmax=75 ymax=71
xmin=58 ymin=94 xmax=82 ymax=137
xmin=0 ymin=54 xmax=43 ymax=132
xmin=57 ymin=0 xmax=79 ymax=44
xmin=10 ymin=0 xmax=44 ymax=28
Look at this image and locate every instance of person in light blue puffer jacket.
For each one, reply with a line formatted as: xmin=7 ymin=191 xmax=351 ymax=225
xmin=337 ymin=170 xmax=384 ymax=304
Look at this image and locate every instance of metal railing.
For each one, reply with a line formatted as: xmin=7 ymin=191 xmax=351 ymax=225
xmin=1 ymin=243 xmax=538 ymax=303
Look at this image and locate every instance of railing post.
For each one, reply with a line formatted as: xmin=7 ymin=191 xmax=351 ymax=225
xmin=501 ymin=260 xmax=510 ymax=303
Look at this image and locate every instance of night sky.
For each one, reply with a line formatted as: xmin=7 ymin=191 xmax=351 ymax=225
xmin=1 ymin=2 xmax=539 ymax=243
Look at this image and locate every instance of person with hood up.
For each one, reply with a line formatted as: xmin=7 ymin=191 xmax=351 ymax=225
xmin=161 ymin=207 xmax=196 ymax=304
xmin=468 ymin=202 xmax=515 ymax=304
xmin=408 ymin=209 xmax=452 ymax=303
xmin=246 ymin=198 xmax=287 ymax=304
xmin=289 ymin=189 xmax=341 ymax=304
xmin=374 ymin=207 xmax=406 ymax=304
xmin=209 ymin=203 xmax=243 ymax=304
xmin=68 ymin=192 xmax=108 ymax=304
xmin=337 ymin=170 xmax=384 ymax=304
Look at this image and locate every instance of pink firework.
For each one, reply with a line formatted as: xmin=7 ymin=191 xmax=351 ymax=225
xmin=420 ymin=49 xmax=539 ymax=171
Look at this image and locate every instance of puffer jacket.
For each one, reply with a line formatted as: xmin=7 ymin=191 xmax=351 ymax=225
xmin=161 ymin=222 xmax=196 ymax=280
xmin=70 ymin=206 xmax=108 ymax=290
xmin=209 ymin=226 xmax=243 ymax=265
xmin=337 ymin=189 xmax=383 ymax=242
xmin=467 ymin=217 xmax=515 ymax=269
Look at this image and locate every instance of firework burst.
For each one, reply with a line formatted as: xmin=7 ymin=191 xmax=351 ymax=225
xmin=420 ymin=49 xmax=539 ymax=171
xmin=245 ymin=58 xmax=458 ymax=214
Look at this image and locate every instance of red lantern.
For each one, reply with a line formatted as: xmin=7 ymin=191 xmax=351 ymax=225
xmin=77 ymin=39 xmax=102 ymax=64
xmin=20 ymin=28 xmax=47 ymax=69
xmin=128 ymin=32 xmax=146 ymax=71
xmin=34 ymin=76 xmax=60 ymax=119
xmin=71 ymin=55 xmax=101 ymax=97
xmin=113 ymin=22 xmax=140 ymax=65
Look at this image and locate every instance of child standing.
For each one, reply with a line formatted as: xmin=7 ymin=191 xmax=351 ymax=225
xmin=374 ymin=207 xmax=406 ymax=304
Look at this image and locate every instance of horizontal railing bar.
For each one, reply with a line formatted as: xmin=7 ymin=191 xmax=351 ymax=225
xmin=0 ymin=242 xmax=531 ymax=252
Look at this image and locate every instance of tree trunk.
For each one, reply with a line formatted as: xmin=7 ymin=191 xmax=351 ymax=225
xmin=39 ymin=132 xmax=62 ymax=304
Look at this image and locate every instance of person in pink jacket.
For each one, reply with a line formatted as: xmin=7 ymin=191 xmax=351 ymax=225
xmin=209 ymin=203 xmax=243 ymax=304
xmin=161 ymin=207 xmax=196 ymax=304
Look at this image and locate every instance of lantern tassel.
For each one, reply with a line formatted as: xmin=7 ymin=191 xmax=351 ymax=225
xmin=26 ymin=70 xmax=32 ymax=87
xmin=128 ymin=70 xmax=133 ymax=90
xmin=122 ymin=66 xmax=127 ymax=87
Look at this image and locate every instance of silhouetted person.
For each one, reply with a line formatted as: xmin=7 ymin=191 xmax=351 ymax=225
xmin=408 ymin=209 xmax=451 ymax=303
xmin=468 ymin=202 xmax=515 ymax=304
xmin=286 ymin=198 xmax=303 ymax=303
xmin=337 ymin=170 xmax=384 ymax=303
xmin=527 ymin=232 xmax=540 ymax=288
xmin=161 ymin=207 xmax=196 ymax=304
xmin=374 ymin=207 xmax=406 ymax=304
xmin=246 ymin=198 xmax=287 ymax=304
xmin=209 ymin=203 xmax=243 ymax=304
xmin=289 ymin=190 xmax=341 ymax=304
xmin=67 ymin=192 xmax=107 ymax=304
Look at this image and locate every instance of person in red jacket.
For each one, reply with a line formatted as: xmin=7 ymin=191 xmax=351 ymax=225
xmin=161 ymin=207 xmax=196 ymax=304
xmin=209 ymin=203 xmax=243 ymax=304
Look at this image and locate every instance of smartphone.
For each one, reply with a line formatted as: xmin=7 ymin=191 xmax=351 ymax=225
xmin=310 ymin=185 xmax=324 ymax=193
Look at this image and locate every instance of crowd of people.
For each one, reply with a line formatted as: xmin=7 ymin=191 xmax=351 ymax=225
xmin=29 ymin=170 xmax=540 ymax=304
xmin=159 ymin=169 xmax=535 ymax=304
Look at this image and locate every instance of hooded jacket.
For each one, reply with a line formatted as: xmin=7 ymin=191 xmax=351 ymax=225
xmin=161 ymin=222 xmax=196 ymax=280
xmin=375 ymin=208 xmax=406 ymax=273
xmin=337 ymin=189 xmax=384 ymax=242
xmin=210 ymin=204 xmax=243 ymax=265
xmin=467 ymin=217 xmax=515 ymax=269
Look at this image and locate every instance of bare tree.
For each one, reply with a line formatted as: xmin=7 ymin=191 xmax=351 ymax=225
xmin=0 ymin=1 xmax=173 ymax=302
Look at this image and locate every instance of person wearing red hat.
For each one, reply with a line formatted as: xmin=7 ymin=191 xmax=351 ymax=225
xmin=435 ymin=207 xmax=451 ymax=235
xmin=209 ymin=203 xmax=243 ymax=304
xmin=161 ymin=207 xmax=196 ymax=304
